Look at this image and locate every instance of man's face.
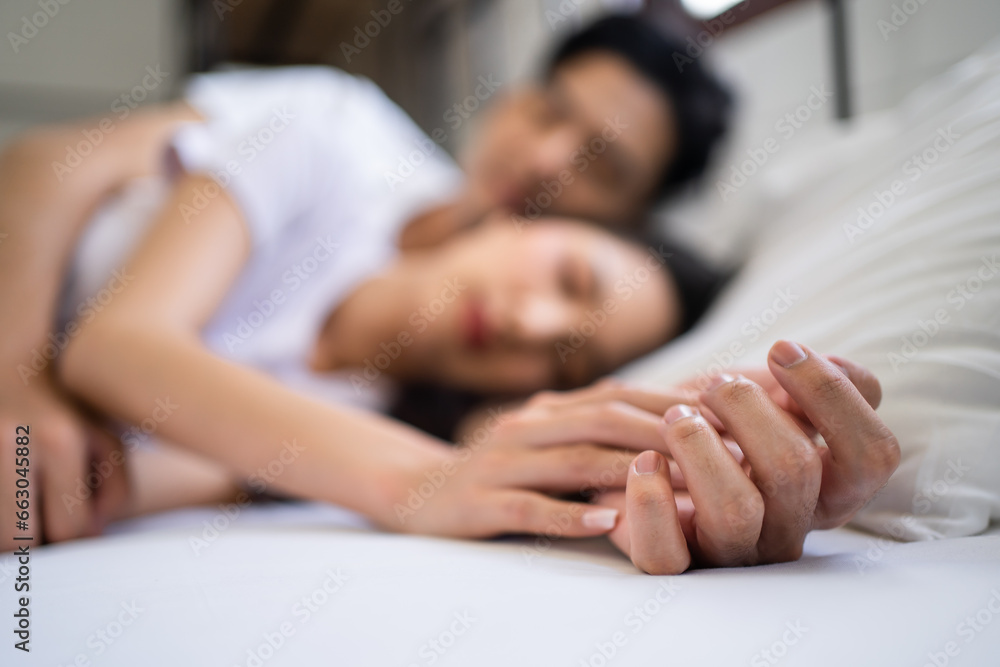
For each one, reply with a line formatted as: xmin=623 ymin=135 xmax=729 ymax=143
xmin=463 ymin=50 xmax=676 ymax=226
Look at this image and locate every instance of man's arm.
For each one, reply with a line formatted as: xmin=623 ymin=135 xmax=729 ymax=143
xmin=0 ymin=103 xmax=200 ymax=547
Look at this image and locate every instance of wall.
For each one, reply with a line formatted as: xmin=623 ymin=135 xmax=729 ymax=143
xmin=0 ymin=0 xmax=185 ymax=145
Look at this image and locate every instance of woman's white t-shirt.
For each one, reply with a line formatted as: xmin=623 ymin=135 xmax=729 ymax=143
xmin=62 ymin=67 xmax=464 ymax=413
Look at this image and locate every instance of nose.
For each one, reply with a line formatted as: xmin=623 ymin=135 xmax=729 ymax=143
xmin=509 ymin=292 xmax=576 ymax=346
xmin=530 ymin=125 xmax=579 ymax=182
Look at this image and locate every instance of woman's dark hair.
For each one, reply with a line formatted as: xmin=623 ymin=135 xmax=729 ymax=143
xmin=547 ymin=14 xmax=734 ymax=199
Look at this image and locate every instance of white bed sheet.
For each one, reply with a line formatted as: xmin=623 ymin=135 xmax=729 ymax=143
xmin=5 ymin=503 xmax=999 ymax=666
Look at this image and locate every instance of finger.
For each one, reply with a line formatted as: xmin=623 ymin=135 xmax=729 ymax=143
xmin=824 ymin=355 xmax=882 ymax=409
xmin=594 ymin=489 xmax=628 ymax=552
xmin=531 ymin=378 xmax=700 ymax=417
xmin=767 ymin=340 xmax=901 ymax=528
xmin=625 ymin=451 xmax=690 ymax=574
xmin=486 ymin=490 xmax=620 ymax=538
xmin=0 ymin=420 xmax=42 ymax=551
xmin=700 ymin=374 xmax=821 ymax=563
xmin=501 ymin=401 xmax=667 ymax=453
xmin=747 ymin=355 xmax=882 ymax=427
xmin=38 ymin=419 xmax=96 ymax=542
xmin=491 ymin=445 xmax=634 ymax=495
xmin=660 ymin=404 xmax=763 ymax=567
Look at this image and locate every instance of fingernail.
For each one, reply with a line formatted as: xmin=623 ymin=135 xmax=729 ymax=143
xmin=663 ymin=404 xmax=697 ymax=425
xmin=582 ymin=508 xmax=619 ymax=530
xmin=634 ymin=450 xmax=661 ymax=475
xmin=705 ymin=373 xmax=736 ymax=391
xmin=772 ymin=340 xmax=808 ymax=368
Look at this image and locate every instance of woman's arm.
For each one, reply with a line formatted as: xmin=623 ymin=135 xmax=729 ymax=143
xmin=56 ymin=174 xmax=637 ymax=535
xmin=57 ymin=173 xmax=451 ymax=523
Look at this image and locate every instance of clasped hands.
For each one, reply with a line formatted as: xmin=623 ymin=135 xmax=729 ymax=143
xmin=400 ymin=340 xmax=900 ymax=574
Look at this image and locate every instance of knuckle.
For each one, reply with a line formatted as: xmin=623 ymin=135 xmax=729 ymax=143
xmin=783 ymin=441 xmax=823 ymax=480
xmin=630 ymin=487 xmax=668 ymax=513
xmin=665 ymin=414 xmax=713 ymax=446
xmin=807 ymin=371 xmax=853 ymax=405
xmin=526 ymin=391 xmax=559 ymax=409
xmin=594 ymin=377 xmax=627 ymax=395
xmin=494 ymin=411 xmax=529 ymax=438
xmin=718 ymin=377 xmax=764 ymax=407
xmin=864 ymin=431 xmax=902 ymax=478
xmin=593 ymin=402 xmax=626 ymax=432
xmin=503 ymin=496 xmax=535 ymax=528
xmin=720 ymin=493 xmax=765 ymax=536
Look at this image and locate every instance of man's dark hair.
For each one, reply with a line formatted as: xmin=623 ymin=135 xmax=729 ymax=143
xmin=548 ymin=14 xmax=734 ymax=199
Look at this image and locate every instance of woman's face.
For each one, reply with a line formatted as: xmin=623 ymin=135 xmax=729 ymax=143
xmin=393 ymin=215 xmax=678 ymax=394
xmin=462 ymin=51 xmax=675 ymax=226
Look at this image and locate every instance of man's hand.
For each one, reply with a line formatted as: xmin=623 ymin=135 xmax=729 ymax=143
xmin=598 ymin=340 xmax=901 ymax=574
xmin=0 ymin=380 xmax=129 ymax=550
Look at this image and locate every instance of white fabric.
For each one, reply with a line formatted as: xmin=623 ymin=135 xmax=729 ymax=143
xmin=6 ymin=502 xmax=999 ymax=666
xmin=63 ymin=67 xmax=464 ymax=413
xmin=621 ymin=41 xmax=1000 ymax=540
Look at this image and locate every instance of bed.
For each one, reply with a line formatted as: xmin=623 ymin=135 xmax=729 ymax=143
xmin=9 ymin=503 xmax=1000 ymax=666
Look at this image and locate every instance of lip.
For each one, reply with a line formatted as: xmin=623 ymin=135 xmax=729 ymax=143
xmin=463 ymin=297 xmax=490 ymax=351
xmin=489 ymin=172 xmax=528 ymax=210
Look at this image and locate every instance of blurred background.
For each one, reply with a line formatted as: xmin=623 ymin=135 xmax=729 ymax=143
xmin=1 ymin=0 xmax=997 ymax=231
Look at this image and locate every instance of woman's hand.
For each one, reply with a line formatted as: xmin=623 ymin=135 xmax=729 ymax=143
xmin=385 ymin=377 xmax=736 ymax=540
xmin=387 ymin=439 xmax=632 ymax=539
xmin=597 ymin=340 xmax=900 ymax=574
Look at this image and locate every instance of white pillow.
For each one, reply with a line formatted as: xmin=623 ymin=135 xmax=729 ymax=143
xmin=620 ymin=40 xmax=1000 ymax=540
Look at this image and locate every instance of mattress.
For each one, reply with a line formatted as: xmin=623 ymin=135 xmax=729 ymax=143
xmin=7 ymin=502 xmax=999 ymax=666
